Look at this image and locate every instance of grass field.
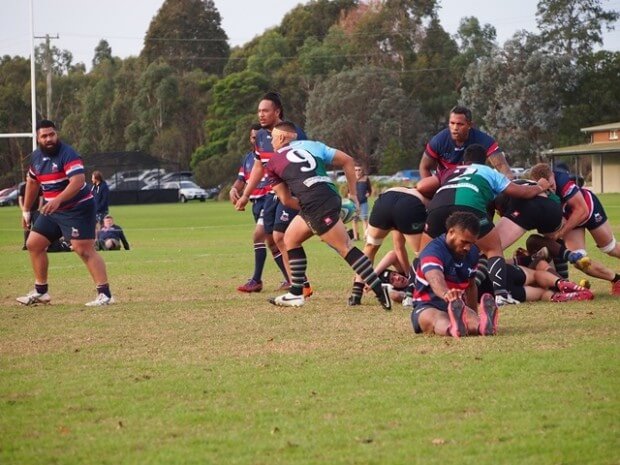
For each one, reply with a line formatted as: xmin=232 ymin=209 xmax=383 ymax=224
xmin=0 ymin=196 xmax=618 ymax=465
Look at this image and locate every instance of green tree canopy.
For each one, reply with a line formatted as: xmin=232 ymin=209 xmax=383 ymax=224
xmin=141 ymin=0 xmax=230 ymax=75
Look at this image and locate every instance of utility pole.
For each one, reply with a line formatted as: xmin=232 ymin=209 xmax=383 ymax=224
xmin=34 ymin=33 xmax=59 ymax=121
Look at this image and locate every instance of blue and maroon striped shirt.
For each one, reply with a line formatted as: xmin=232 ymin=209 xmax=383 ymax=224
xmin=28 ymin=141 xmax=93 ymax=211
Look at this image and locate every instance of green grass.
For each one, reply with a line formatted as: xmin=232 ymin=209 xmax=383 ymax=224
xmin=0 ymin=196 xmax=619 ymax=465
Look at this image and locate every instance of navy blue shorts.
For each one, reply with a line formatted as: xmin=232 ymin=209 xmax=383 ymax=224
xmin=32 ymin=199 xmax=97 ymax=242
xmin=583 ymin=193 xmax=608 ymax=231
xmin=263 ymin=194 xmax=298 ymax=234
xmin=411 ymin=303 xmax=448 ymax=334
xmin=251 ymin=196 xmax=267 ymax=223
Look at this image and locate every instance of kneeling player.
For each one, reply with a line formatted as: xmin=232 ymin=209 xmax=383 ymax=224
xmin=411 ymin=211 xmax=498 ymax=338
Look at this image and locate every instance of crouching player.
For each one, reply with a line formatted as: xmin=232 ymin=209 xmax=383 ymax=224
xmin=411 ymin=211 xmax=498 ymax=338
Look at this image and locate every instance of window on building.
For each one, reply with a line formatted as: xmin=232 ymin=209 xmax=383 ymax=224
xmin=610 ymin=130 xmax=619 ymax=140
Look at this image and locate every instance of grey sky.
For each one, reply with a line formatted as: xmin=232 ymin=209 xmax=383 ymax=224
xmin=1 ymin=0 xmax=618 ymax=70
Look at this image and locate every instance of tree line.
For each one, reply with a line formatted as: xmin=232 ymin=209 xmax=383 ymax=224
xmin=0 ymin=0 xmax=618 ymax=189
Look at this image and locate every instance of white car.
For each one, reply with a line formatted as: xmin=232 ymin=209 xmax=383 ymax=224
xmin=163 ymin=181 xmax=208 ymax=203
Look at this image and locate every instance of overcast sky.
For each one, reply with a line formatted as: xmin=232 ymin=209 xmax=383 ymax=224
xmin=1 ymin=0 xmax=618 ymax=70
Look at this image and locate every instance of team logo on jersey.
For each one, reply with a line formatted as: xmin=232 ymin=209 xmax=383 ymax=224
xmin=51 ymin=162 xmax=59 ymax=172
xmin=71 ymin=227 xmax=79 ymax=238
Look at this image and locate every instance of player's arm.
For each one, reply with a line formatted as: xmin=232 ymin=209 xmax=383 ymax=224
xmin=332 ymin=150 xmax=359 ymax=210
xmin=415 ymin=174 xmax=440 ymax=199
xmin=553 ymin=191 xmax=589 ymax=240
xmin=488 ymin=151 xmax=514 ymax=179
xmin=419 ymin=152 xmax=437 ymax=178
xmin=236 ymin=159 xmax=264 ymax=211
xmin=119 ymin=229 xmax=130 ymax=250
xmin=21 ymin=175 xmax=41 ymax=227
xmin=425 ymin=268 xmax=462 ymax=302
xmin=502 ymin=178 xmax=550 ymax=200
xmin=40 ymin=173 xmax=85 ymax=215
xmin=271 ymin=182 xmax=300 ymax=211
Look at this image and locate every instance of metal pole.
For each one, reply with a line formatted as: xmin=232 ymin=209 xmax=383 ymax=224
xmin=29 ymin=0 xmax=37 ymax=150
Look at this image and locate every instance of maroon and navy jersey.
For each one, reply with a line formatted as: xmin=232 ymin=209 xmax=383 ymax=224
xmin=265 ymin=140 xmax=338 ymax=210
xmin=28 ymin=141 xmax=92 ymax=211
xmin=553 ymin=169 xmax=596 ymax=226
xmin=425 ymin=127 xmax=500 ymax=175
xmin=254 ymin=125 xmax=307 ymax=165
xmin=237 ymin=151 xmax=270 ymax=199
xmin=413 ymin=234 xmax=479 ymax=310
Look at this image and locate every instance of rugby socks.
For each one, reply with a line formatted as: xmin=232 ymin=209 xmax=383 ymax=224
xmin=253 ymin=242 xmax=267 ymax=282
xmin=553 ymin=258 xmax=569 ymax=279
xmin=272 ymin=251 xmax=289 ymax=281
xmin=345 ymin=247 xmax=382 ymax=295
xmin=287 ymin=247 xmax=307 ymax=296
xmin=35 ymin=283 xmax=48 ymax=295
xmin=488 ymin=256 xmax=509 ymax=297
xmin=96 ymin=284 xmax=112 ymax=299
xmin=613 ymin=274 xmax=620 ymax=283
xmin=350 ymin=281 xmax=364 ymax=301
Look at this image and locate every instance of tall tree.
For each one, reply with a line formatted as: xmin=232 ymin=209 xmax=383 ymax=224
xmin=461 ymin=32 xmax=576 ymax=165
xmin=536 ymin=0 xmax=619 ymax=57
xmin=141 ymin=0 xmax=230 ymax=74
xmin=191 ymin=70 xmax=269 ymax=167
xmin=305 ymin=67 xmax=426 ymax=172
xmin=92 ymin=39 xmax=114 ymax=68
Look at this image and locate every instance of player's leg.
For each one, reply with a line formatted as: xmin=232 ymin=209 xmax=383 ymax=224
xmin=495 ymin=216 xmax=527 ymax=251
xmin=589 ymin=221 xmax=620 ymax=259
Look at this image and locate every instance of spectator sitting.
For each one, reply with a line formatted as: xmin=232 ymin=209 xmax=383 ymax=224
xmin=97 ymin=215 xmax=130 ymax=251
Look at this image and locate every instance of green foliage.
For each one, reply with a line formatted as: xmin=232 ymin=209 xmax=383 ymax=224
xmin=556 ymin=51 xmax=620 ymax=146
xmin=141 ymin=0 xmax=230 ymax=75
xmin=278 ymin=0 xmax=357 ymax=51
xmin=306 ymin=67 xmax=426 ymax=172
xmin=536 ymin=0 xmax=619 ymax=57
xmin=191 ymin=70 xmax=268 ymax=168
xmin=461 ymin=32 xmax=577 ymax=165
xmin=92 ymin=39 xmax=114 ymax=68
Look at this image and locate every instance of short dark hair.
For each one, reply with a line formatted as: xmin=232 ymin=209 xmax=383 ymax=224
xmin=449 ymin=106 xmax=472 ymax=122
xmin=554 ymin=161 xmax=570 ymax=173
xmin=250 ymin=123 xmax=262 ymax=131
xmin=36 ymin=119 xmax=56 ymax=131
xmin=261 ymin=91 xmax=284 ymax=119
xmin=463 ymin=144 xmax=487 ymax=164
xmin=274 ymin=120 xmax=297 ymax=134
xmin=445 ymin=211 xmax=480 ymax=236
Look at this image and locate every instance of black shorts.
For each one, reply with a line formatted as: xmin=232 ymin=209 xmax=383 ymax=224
xmin=263 ymin=194 xmax=298 ymax=234
xmin=32 ymin=199 xmax=96 ymax=243
xmin=424 ymin=205 xmax=493 ymax=238
xmin=583 ymin=193 xmax=608 ymax=231
xmin=301 ymin=195 xmax=342 ymax=236
xmin=504 ymin=196 xmax=562 ymax=234
xmin=369 ymin=191 xmax=427 ymax=235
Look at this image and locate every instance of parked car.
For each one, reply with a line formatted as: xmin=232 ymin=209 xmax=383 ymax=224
xmin=510 ymin=167 xmax=525 ymax=177
xmin=205 ymin=185 xmax=221 ymax=199
xmin=160 ymin=171 xmax=194 ymax=183
xmin=389 ymin=169 xmax=421 ymax=183
xmin=0 ymin=187 xmax=18 ymax=206
xmin=163 ymin=181 xmax=208 ymax=202
xmin=109 ymin=177 xmax=148 ymax=191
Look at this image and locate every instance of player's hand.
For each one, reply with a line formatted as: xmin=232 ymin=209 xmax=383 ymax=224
xmin=229 ymin=187 xmax=240 ymax=204
xmin=22 ymin=210 xmax=31 ymax=229
xmin=442 ymin=288 xmax=463 ymax=302
xmin=537 ymin=178 xmax=551 ymax=192
xmin=235 ymin=195 xmax=248 ymax=211
xmin=40 ymin=198 xmax=61 ymax=215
